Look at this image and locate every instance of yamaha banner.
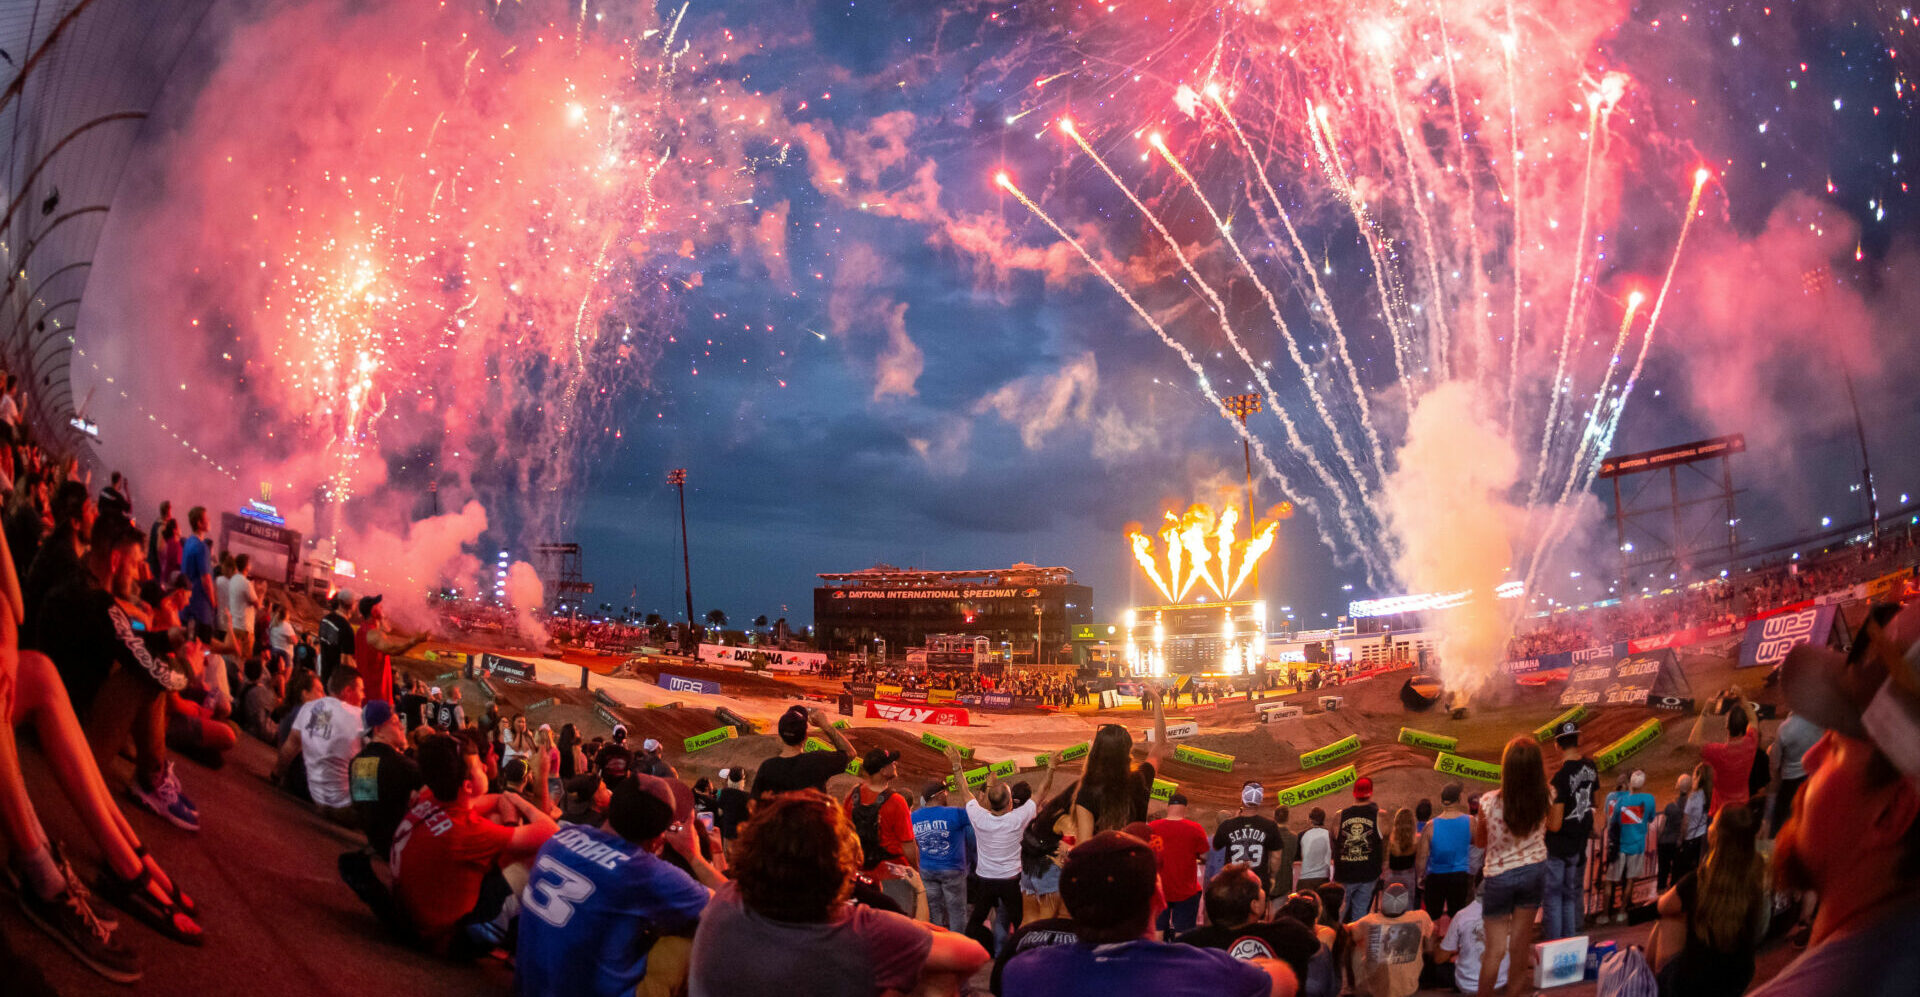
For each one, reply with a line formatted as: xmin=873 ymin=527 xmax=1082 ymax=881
xmin=1739 ymin=604 xmax=1838 ymax=669
xmin=657 ymin=672 xmax=722 ymax=696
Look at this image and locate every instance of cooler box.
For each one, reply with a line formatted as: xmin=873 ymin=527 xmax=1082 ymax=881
xmin=1533 ymin=935 xmax=1589 ymax=989
xmin=1585 ymin=940 xmax=1618 ymax=980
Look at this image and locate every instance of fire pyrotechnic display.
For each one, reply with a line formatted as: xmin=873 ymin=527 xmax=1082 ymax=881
xmin=1127 ymin=504 xmax=1280 ymax=603
xmin=994 ymin=0 xmax=1712 ymax=697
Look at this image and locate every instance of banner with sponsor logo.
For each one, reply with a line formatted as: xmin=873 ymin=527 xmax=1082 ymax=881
xmin=1398 ymin=728 xmax=1457 ymax=752
xmin=592 ymin=704 xmax=620 ymax=731
xmin=684 ymin=726 xmax=737 ymax=752
xmin=920 ymin=732 xmax=975 ymax=758
xmin=1277 ymin=765 xmax=1357 ymax=807
xmin=1738 ymin=604 xmax=1839 ymax=670
xmin=926 ymin=689 xmax=958 ymax=704
xmin=865 ymin=701 xmax=971 ymax=726
xmin=980 ymin=693 xmax=1014 ymax=708
xmin=1535 ymin=704 xmax=1592 ymax=741
xmin=1559 ymin=659 xmax=1620 ymax=708
xmin=478 ymin=653 xmax=536 ymax=683
xmin=1506 ymin=642 xmax=1625 ymax=677
xmin=1033 ymin=742 xmax=1090 ymax=768
xmin=1150 ymin=778 xmax=1179 ymax=802
xmin=657 ymin=672 xmax=722 ymax=696
xmin=524 ymin=697 xmax=557 ymax=714
xmin=1172 ymin=744 xmax=1235 ymax=772
xmin=696 ymin=643 xmax=828 ymax=671
xmin=1595 ymin=719 xmax=1663 ymax=770
xmin=1602 ymin=649 xmax=1693 ymax=706
xmin=896 ymin=689 xmax=930 ymax=704
xmin=1434 ymin=752 xmax=1503 ymax=783
xmin=844 ymin=682 xmax=877 ymax=700
xmin=876 ymin=684 xmax=903 ymax=698
xmin=1299 ymin=734 xmax=1361 ymax=769
xmin=1145 ymin=721 xmax=1200 ymax=742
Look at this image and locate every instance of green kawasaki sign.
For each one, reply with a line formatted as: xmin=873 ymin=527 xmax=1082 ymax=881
xmin=921 ymin=732 xmax=975 ymax=758
xmin=1035 ymin=741 xmax=1090 ymax=768
xmin=1150 ymin=778 xmax=1179 ymax=802
xmin=684 ymin=726 xmax=736 ymax=753
xmin=1595 ymin=719 xmax=1663 ymax=770
xmin=1299 ymin=735 xmax=1361 ymax=769
xmin=1534 ymin=704 xmax=1592 ymax=743
xmin=1172 ymin=744 xmax=1235 ymax=772
xmin=1277 ymin=765 xmax=1356 ymax=807
xmin=1434 ymin=752 xmax=1503 ymax=783
xmin=1398 ymin=727 xmax=1457 ymax=752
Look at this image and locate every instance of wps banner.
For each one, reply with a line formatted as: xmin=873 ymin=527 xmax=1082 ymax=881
xmin=1739 ymin=604 xmax=1838 ymax=669
xmin=865 ymin=700 xmax=971 ymax=726
xmin=657 ymin=672 xmax=721 ymax=695
xmin=696 ymin=643 xmax=829 ymax=671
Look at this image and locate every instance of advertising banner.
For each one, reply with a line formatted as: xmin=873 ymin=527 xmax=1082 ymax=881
xmin=1434 ymin=752 xmax=1503 ymax=783
xmin=479 ymin=654 xmax=535 ymax=683
xmin=594 ymin=688 xmax=622 ymax=710
xmin=1145 ymin=721 xmax=1201 ymax=742
xmin=845 ymin=682 xmax=877 ymax=700
xmin=592 ymin=704 xmax=620 ymax=730
xmin=1398 ymin=728 xmax=1458 ymax=752
xmin=1594 ymin=719 xmax=1664 ymax=770
xmin=1738 ymin=604 xmax=1839 ymax=670
xmin=1150 ymin=778 xmax=1180 ymax=802
xmin=802 ymin=737 xmax=834 ymax=753
xmin=981 ymin=693 xmax=1015 ymax=708
xmin=865 ymin=701 xmax=972 ymax=726
xmin=875 ymin=684 xmax=903 ymax=698
xmin=896 ymin=689 xmax=930 ymax=704
xmin=947 ymin=766 xmax=991 ymax=791
xmin=926 ymin=689 xmax=958 ymax=704
xmin=1276 ymin=765 xmax=1357 ymax=807
xmin=1172 ymin=744 xmax=1235 ymax=772
xmin=697 ymin=643 xmax=829 ymax=671
xmin=1598 ymin=649 xmax=1693 ymax=707
xmin=684 ymin=726 xmax=737 ymax=753
xmin=1299 ymin=735 xmax=1361 ymax=769
xmin=657 ymin=672 xmax=722 ymax=696
xmin=919 ymin=732 xmax=975 ymax=758
xmin=1558 ymin=660 xmax=1617 ymax=708
xmin=1535 ymin=704 xmax=1592 ymax=741
xmin=524 ymin=698 xmax=557 ymax=714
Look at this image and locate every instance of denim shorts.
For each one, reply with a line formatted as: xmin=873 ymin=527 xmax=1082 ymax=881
xmin=1479 ymin=860 xmax=1547 ymax=917
xmin=1021 ymin=863 xmax=1062 ymax=895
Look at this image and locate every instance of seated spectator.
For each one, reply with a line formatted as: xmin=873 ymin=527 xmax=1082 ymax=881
xmin=349 ymin=699 xmax=424 ymax=858
xmin=1647 ymin=803 xmax=1769 ymax=997
xmin=271 ymin=665 xmax=366 ymax=822
xmin=390 ymin=732 xmax=557 ymax=955
xmin=1001 ymin=830 xmax=1294 ymax=997
xmin=1434 ymin=894 xmax=1509 ymax=995
xmin=238 ymin=655 xmax=284 ymax=741
xmin=562 ymin=742 xmax=631 ymax=826
xmin=517 ymin=774 xmax=725 ymax=997
xmin=992 ymin=910 xmax=1080 ymax=996
xmin=274 ymin=668 xmax=321 ymax=746
xmin=1273 ymin=891 xmax=1340 ymax=997
xmin=21 ymin=478 xmax=92 ymax=646
xmin=748 ymin=705 xmax=855 ymax=801
xmin=1179 ymin=862 xmax=1321 ymax=985
xmin=687 ymin=789 xmax=988 ymax=996
xmin=1343 ymin=883 xmax=1433 ymax=997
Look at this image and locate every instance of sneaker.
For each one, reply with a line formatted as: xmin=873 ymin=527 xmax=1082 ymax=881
xmin=127 ymin=764 xmax=201 ymax=832
xmin=16 ymin=879 xmax=142 ymax=983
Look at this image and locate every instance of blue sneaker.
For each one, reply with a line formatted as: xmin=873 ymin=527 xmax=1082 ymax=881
xmin=128 ymin=764 xmax=201 ymax=832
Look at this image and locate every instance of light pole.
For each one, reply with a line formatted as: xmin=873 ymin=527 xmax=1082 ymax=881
xmin=668 ymin=469 xmax=695 ymax=645
xmin=1034 ymin=604 xmax=1045 ymax=666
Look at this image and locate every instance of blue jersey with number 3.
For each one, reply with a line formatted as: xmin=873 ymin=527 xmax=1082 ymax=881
xmin=515 ymin=824 xmax=711 ymax=997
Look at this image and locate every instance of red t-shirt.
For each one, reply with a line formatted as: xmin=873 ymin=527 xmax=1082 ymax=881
xmin=848 ymin=784 xmax=917 ymax=865
xmin=1700 ymin=730 xmax=1758 ymax=814
xmin=355 ymin=634 xmax=390 ymax=703
xmin=1149 ymin=817 xmax=1211 ymax=902
xmin=390 ymin=795 xmax=516 ymax=948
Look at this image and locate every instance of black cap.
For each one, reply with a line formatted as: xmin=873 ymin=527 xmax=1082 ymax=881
xmin=358 ymin=593 xmax=383 ymax=618
xmin=607 ymin=775 xmax=675 ymax=842
xmin=861 ymin=748 xmax=900 ymax=775
xmin=1060 ymin=831 xmax=1159 ymax=929
xmin=596 ymin=743 xmax=634 ymax=787
xmin=1166 ymin=793 xmax=1188 ymax=806
xmin=1555 ymin=721 xmax=1581 ymax=744
xmin=777 ymin=706 xmax=810 ymax=745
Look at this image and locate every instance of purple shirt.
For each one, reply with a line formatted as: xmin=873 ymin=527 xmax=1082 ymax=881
xmin=1003 ymin=939 xmax=1272 ymax=997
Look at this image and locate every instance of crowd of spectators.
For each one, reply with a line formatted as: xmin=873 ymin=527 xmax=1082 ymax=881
xmin=844 ymin=663 xmax=1086 ymax=705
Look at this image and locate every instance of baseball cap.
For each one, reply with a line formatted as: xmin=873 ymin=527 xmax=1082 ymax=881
xmin=1354 ymin=776 xmax=1374 ymax=801
xmin=1166 ymin=793 xmax=1188 ymax=807
xmin=642 ymin=737 xmax=663 ymax=754
xmin=611 ymin=724 xmax=628 ymax=743
xmin=429 ymin=686 xmax=443 ymax=697
xmin=1380 ymin=882 xmax=1412 ymax=917
xmin=1060 ymin=831 xmax=1159 ymax=929
xmin=862 ymin=748 xmax=901 ymax=774
xmin=1556 ymin=720 xmax=1582 ymax=743
xmin=923 ymin=781 xmax=948 ymax=803
xmin=357 ymin=593 xmax=383 ymax=617
xmin=362 ymin=699 xmax=395 ymax=730
xmin=596 ymin=743 xmax=634 ymax=786
xmin=777 ymin=706 xmax=810 ymax=745
xmin=1241 ymin=781 xmax=1265 ymax=807
xmin=1783 ymin=601 xmax=1920 ymax=784
xmin=1629 ymin=769 xmax=1647 ymax=790
xmin=607 ymin=775 xmax=675 ymax=842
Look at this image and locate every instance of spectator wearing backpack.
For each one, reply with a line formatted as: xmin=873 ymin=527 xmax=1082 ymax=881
xmin=845 ymin=748 xmax=919 ymax=915
xmin=943 ymin=745 xmax=1056 ymax=954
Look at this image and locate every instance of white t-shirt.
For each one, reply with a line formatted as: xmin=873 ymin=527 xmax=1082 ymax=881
xmin=227 ymin=575 xmax=257 ymax=633
xmin=966 ymin=797 xmax=1037 ymax=879
xmin=295 ymin=696 xmax=364 ymax=809
xmin=0 ymin=393 xmax=18 ymax=425
xmin=1441 ymin=900 xmax=1509 ymax=992
xmin=1299 ymin=826 xmax=1332 ymax=879
xmin=269 ymin=620 xmax=297 ymax=654
xmin=214 ymin=575 xmax=233 ymax=629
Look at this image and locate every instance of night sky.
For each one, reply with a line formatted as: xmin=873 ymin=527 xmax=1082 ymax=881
xmin=84 ymin=0 xmax=1920 ymax=629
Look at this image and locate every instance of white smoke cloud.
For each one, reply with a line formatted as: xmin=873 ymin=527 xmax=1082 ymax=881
xmin=506 ymin=560 xmax=549 ymax=647
xmin=975 ymin=352 xmax=1098 ymax=448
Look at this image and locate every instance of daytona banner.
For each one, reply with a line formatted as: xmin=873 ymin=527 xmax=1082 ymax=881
xmin=865 ymin=701 xmax=971 ymax=726
xmin=696 ymin=643 xmax=829 ymax=671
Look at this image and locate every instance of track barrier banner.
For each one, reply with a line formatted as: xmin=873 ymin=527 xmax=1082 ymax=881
xmin=1299 ymin=734 xmax=1361 ymax=769
xmin=865 ymin=701 xmax=971 ymax=726
xmin=524 ymin=697 xmax=557 ymax=714
xmin=592 ymin=704 xmax=620 ymax=731
xmin=927 ymin=689 xmax=958 ymax=704
xmin=658 ymin=672 xmax=721 ymax=695
xmin=1434 ymin=752 xmax=1503 ymax=783
xmin=684 ymin=726 xmax=737 ymax=753
xmin=1150 ymin=778 xmax=1179 ymax=802
xmin=1276 ymin=765 xmax=1357 ymax=806
xmin=1534 ymin=705 xmax=1592 ymax=742
xmin=1172 ymin=744 xmax=1236 ymax=772
xmin=1595 ymin=719 xmax=1663 ymax=770
xmin=947 ymin=766 xmax=990 ymax=791
xmin=1398 ymin=728 xmax=1457 ymax=752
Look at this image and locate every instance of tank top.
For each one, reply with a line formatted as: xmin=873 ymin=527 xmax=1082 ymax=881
xmin=1426 ymin=813 xmax=1471 ymax=875
xmin=1388 ymin=849 xmax=1416 ymax=871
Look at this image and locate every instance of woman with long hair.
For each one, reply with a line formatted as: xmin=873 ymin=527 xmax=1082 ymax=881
xmin=1647 ymin=803 xmax=1769 ymax=997
xmin=556 ymin=722 xmax=583 ymax=780
xmin=1070 ymin=688 xmax=1167 ymax=842
xmin=1472 ymin=736 xmax=1563 ymax=997
xmin=1382 ymin=806 xmax=1419 ymax=898
xmin=1019 ymin=778 xmax=1080 ymax=921
xmin=1677 ymin=761 xmax=1713 ymax=881
xmin=501 ymin=713 xmax=535 ymax=765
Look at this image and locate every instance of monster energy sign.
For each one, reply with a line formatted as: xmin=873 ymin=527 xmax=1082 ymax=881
xmin=1299 ymin=735 xmax=1360 ymax=769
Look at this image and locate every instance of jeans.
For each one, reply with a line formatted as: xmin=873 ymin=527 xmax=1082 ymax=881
xmin=1156 ymin=893 xmax=1201 ymax=936
xmin=1542 ymin=851 xmax=1586 ymax=940
xmin=1339 ymin=878 xmax=1377 ymax=922
xmin=1656 ymin=841 xmax=1680 ymax=892
xmin=966 ymin=875 xmax=1022 ymax=954
xmin=923 ymin=868 xmax=968 ymax=932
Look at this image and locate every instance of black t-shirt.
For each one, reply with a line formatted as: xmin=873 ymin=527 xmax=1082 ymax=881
xmin=715 ymin=786 xmax=751 ymax=838
xmin=1072 ymin=761 xmax=1156 ymax=832
xmin=394 ymin=692 xmax=429 ymax=729
xmin=561 ymin=772 xmax=606 ymax=825
xmin=349 ymin=741 xmax=424 ymax=857
xmin=428 ymin=700 xmax=463 ymax=732
xmin=1180 ymin=917 xmax=1321 ymax=985
xmin=1656 ymin=872 xmax=1760 ymax=997
xmin=749 ymin=750 xmax=849 ymax=800
xmin=991 ymin=917 xmax=1080 ymax=994
xmin=1334 ymin=802 xmax=1383 ymax=883
xmin=1546 ymin=758 xmax=1599 ymax=858
xmin=318 ymin=611 xmax=354 ymax=676
xmin=1213 ymin=815 xmax=1286 ymax=888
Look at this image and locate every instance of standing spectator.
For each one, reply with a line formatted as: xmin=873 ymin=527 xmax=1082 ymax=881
xmin=913 ymin=783 xmax=973 ymax=933
xmin=1070 ymin=697 xmax=1167 ymax=841
xmin=1767 ymin=707 xmax=1822 ymax=836
xmin=1380 ymin=808 xmax=1418 ymax=899
xmin=713 ymin=767 xmax=751 ymax=855
xmin=354 ymin=594 xmax=424 ymax=705
xmin=266 ymin=601 xmax=297 ymax=662
xmin=1215 ymin=782 xmax=1287 ymax=895
xmin=1648 ymin=802 xmax=1770 ymax=997
xmin=1420 ymin=783 xmax=1473 ymax=919
xmin=1744 ymin=606 xmax=1920 ymax=997
xmin=1542 ymin=721 xmax=1597 ymax=940
xmin=1334 ymin=777 xmax=1385 ymax=922
xmin=1472 ymin=735 xmax=1560 ymax=997
xmin=1000 ymin=831 xmax=1293 ymax=997
xmin=179 ymin=507 xmax=215 ymax=629
xmin=272 ymin=666 xmax=366 ymax=820
xmin=145 ymin=500 xmax=170 ymax=580
xmin=212 ymin=552 xmax=234 ymax=639
xmin=687 ymin=790 xmax=988 ymax=996
xmin=1653 ymin=774 xmax=1689 ymax=892
xmin=317 ymin=593 xmax=355 ymax=685
xmin=157 ymin=519 xmax=182 ymax=585
xmin=948 ymin=746 xmax=1054 ymax=952
xmin=1299 ymin=807 xmax=1333 ymax=891
xmin=1179 ymin=862 xmax=1321 ymax=986
xmin=516 ymin=774 xmax=724 ymax=997
xmin=97 ymin=472 xmax=131 ymax=523
xmin=1150 ymin=793 xmax=1212 ymax=937
xmin=1344 ymin=883 xmax=1432 ymax=997
xmin=1691 ymin=688 xmax=1760 ymax=815
xmin=389 ymin=733 xmax=558 ymax=955
xmin=226 ymin=554 xmax=259 ymax=662
xmin=1601 ymin=769 xmax=1656 ymax=923
xmin=1434 ymin=895 xmax=1509 ymax=995
xmin=22 ymin=479 xmax=92 ymax=647
xmin=845 ymin=748 xmax=919 ymax=913
xmin=0 ymin=373 xmax=19 ymax=427
xmin=1270 ymin=804 xmax=1301 ymax=899
xmin=1677 ymin=763 xmax=1712 ymax=882
xmin=349 ymin=698 xmax=423 ymax=858
xmin=748 ymin=705 xmax=855 ymax=801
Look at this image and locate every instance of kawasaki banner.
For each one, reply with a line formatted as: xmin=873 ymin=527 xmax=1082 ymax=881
xmin=1434 ymin=752 xmax=1502 ymax=783
xmin=1277 ymin=765 xmax=1357 ymax=806
xmin=1738 ymin=604 xmax=1839 ymax=670
xmin=1299 ymin=735 xmax=1361 ymax=769
xmin=1595 ymin=719 xmax=1664 ymax=770
xmin=1172 ymin=744 xmax=1236 ymax=772
xmin=1399 ymin=728 xmax=1457 ymax=752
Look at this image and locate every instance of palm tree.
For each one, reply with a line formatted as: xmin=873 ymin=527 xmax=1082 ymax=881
xmin=705 ymin=608 xmax=728 ymax=628
xmin=645 ymin=612 xmax=662 ymax=627
xmin=753 ymin=614 xmax=769 ymax=629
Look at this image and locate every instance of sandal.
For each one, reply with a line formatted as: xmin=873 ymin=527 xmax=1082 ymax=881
xmin=131 ymin=844 xmax=196 ymax=916
xmin=92 ymin=865 xmax=205 ymax=947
